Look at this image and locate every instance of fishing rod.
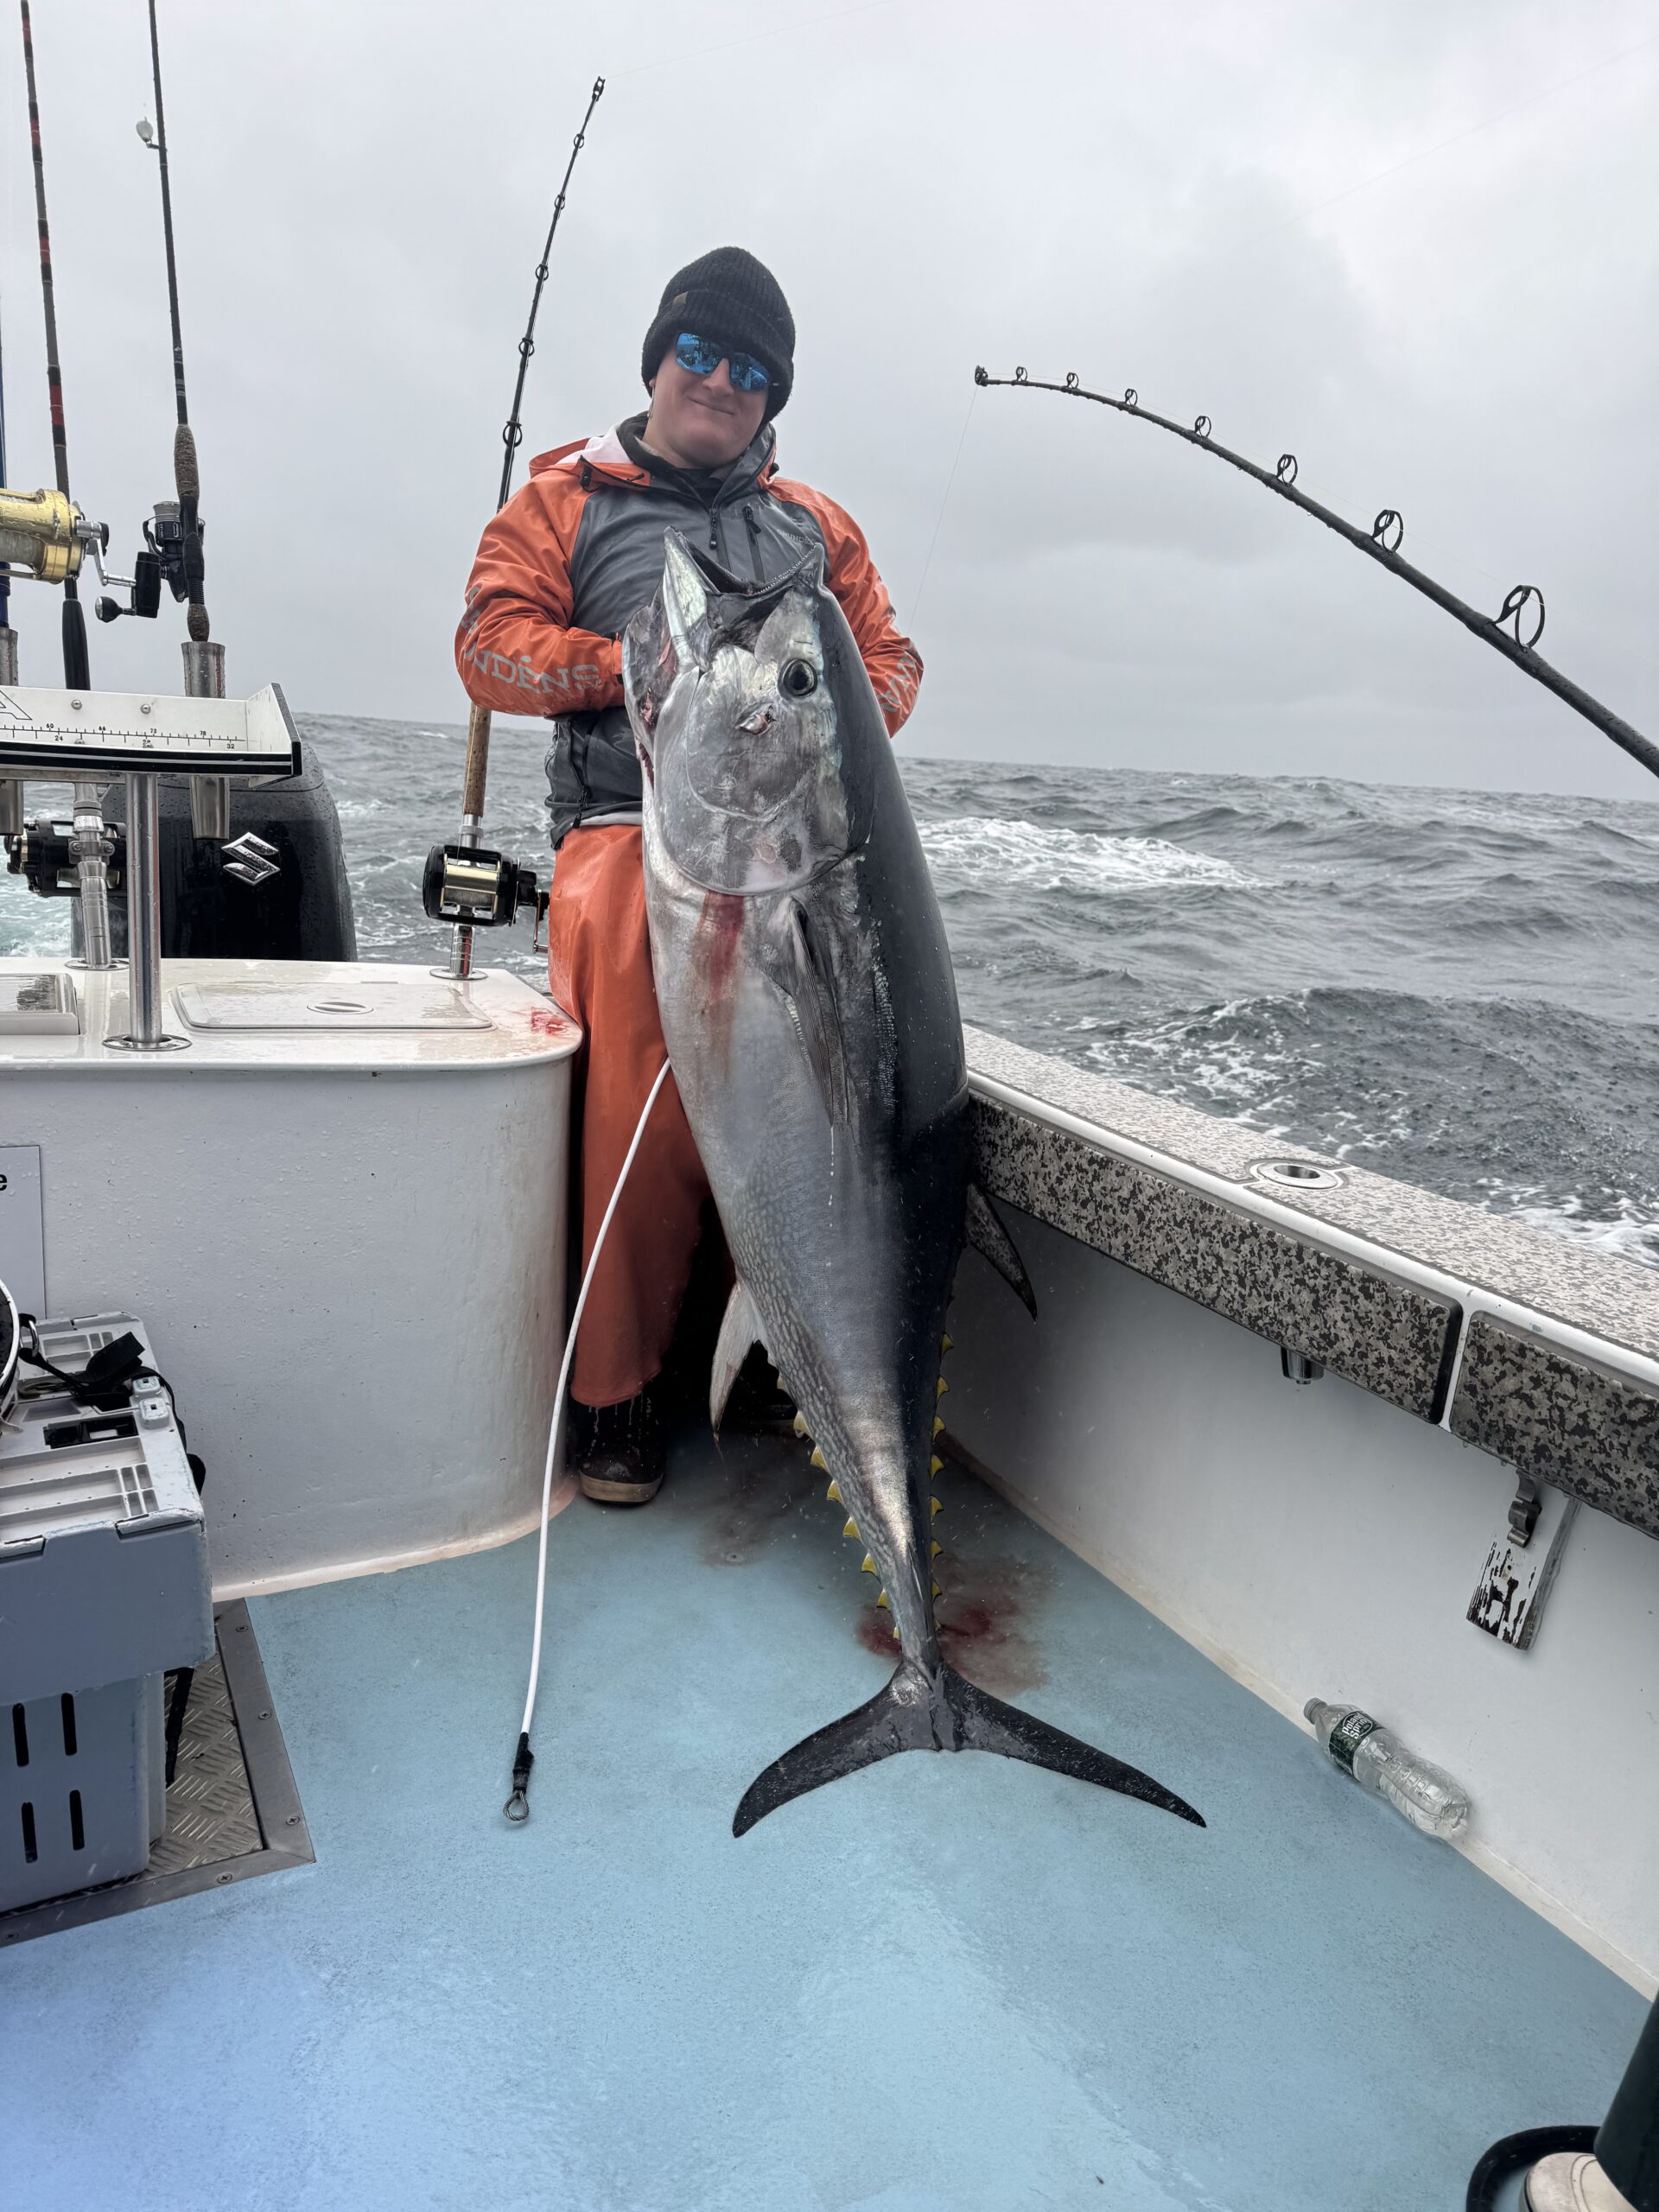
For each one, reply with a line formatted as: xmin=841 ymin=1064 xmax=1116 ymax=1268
xmin=975 ymin=366 xmax=1659 ymax=785
xmin=19 ymin=0 xmax=86 ymax=690
xmin=16 ymin=0 xmax=115 ymax=965
xmin=0 ymin=289 xmax=16 ymax=843
xmin=101 ymin=0 xmax=236 ymax=850
xmin=0 ymin=287 xmax=10 ymax=670
xmin=428 ymin=75 xmax=606 ymax=981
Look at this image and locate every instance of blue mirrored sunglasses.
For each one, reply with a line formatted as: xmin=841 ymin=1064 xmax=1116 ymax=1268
xmin=676 ymin=331 xmax=771 ymax=394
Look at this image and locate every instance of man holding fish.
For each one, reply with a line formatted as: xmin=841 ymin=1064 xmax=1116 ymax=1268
xmin=459 ymin=247 xmax=1199 ymax=1834
xmin=457 ymin=247 xmax=923 ymax=1503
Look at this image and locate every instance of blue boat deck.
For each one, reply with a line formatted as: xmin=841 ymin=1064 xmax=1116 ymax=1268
xmin=3 ymin=1431 xmax=1645 ymax=2211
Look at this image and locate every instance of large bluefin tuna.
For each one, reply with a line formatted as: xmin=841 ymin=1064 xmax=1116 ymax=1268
xmin=623 ymin=531 xmax=1203 ymax=1839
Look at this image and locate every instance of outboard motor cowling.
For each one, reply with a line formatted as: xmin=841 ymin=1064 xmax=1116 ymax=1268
xmin=77 ymin=750 xmax=355 ymax=962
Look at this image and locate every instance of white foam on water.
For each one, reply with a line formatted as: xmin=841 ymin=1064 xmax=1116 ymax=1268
xmin=918 ymin=816 xmax=1259 ymax=893
xmin=1495 ymin=1190 xmax=1659 ymax=1268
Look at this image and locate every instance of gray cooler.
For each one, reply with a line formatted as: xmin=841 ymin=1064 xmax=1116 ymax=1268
xmin=0 ymin=1313 xmax=212 ymax=1913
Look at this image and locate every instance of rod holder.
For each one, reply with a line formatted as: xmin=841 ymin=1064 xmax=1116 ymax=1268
xmin=69 ymin=780 xmax=114 ymax=971
xmin=105 ymin=771 xmax=187 ymax=1052
xmin=183 ymin=639 xmax=228 ymax=839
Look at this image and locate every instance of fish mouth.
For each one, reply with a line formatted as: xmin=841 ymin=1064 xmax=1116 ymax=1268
xmin=681 ymin=542 xmax=823 ymax=650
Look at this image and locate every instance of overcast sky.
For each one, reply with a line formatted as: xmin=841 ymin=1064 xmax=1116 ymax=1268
xmin=1 ymin=0 xmax=1655 ymax=800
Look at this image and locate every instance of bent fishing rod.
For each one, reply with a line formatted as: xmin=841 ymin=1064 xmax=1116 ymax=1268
xmin=975 ymin=366 xmax=1658 ymax=785
xmin=429 ymin=74 xmax=606 ymax=981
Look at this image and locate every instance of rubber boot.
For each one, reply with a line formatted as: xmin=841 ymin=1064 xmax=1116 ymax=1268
xmin=570 ymin=1385 xmax=665 ymax=1505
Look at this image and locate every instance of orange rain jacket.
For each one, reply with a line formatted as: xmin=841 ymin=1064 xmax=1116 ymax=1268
xmin=455 ymin=421 xmax=923 ymax=837
xmin=454 ymin=423 xmax=924 ymax=1406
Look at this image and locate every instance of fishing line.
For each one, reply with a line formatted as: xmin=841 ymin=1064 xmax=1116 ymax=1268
xmin=1240 ymin=27 xmax=1659 ymax=254
xmin=1111 ymin=26 xmax=1659 ymax=317
xmin=909 ymin=385 xmax=976 ymax=627
xmin=504 ymin=1054 xmax=674 ymax=1825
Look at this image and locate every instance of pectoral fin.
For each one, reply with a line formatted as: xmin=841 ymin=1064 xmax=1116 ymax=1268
xmin=710 ymin=1281 xmax=767 ymax=1432
xmin=965 ymin=1182 xmax=1038 ymax=1319
xmin=774 ymin=899 xmax=850 ymax=1126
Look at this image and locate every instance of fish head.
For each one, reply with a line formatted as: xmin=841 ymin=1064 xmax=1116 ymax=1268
xmin=623 ymin=530 xmax=879 ymax=895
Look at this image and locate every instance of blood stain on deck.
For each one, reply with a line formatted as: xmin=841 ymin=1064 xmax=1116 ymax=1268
xmin=855 ymin=1554 xmax=1050 ymax=1697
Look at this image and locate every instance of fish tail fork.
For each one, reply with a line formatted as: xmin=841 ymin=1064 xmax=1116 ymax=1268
xmin=731 ymin=1662 xmax=1204 ymax=1836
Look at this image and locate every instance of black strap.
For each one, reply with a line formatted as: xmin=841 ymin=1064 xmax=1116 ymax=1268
xmin=163 ymin=1667 xmax=194 ymax=1786
xmin=17 ymin=1322 xmax=149 ymax=1411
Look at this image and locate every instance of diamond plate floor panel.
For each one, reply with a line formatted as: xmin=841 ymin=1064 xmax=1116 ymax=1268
xmin=150 ymin=1650 xmax=263 ymax=1875
xmin=0 ymin=1600 xmax=310 ymax=1945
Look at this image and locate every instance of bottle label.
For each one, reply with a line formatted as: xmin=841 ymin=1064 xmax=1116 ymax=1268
xmin=1327 ymin=1708 xmax=1378 ymax=1776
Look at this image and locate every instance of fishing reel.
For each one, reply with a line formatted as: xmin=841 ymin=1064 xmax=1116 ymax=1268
xmin=5 ymin=815 xmax=126 ymax=899
xmin=0 ymin=486 xmax=111 ymax=588
xmin=94 ymin=497 xmax=200 ymax=623
xmin=422 ymin=842 xmax=547 ymax=940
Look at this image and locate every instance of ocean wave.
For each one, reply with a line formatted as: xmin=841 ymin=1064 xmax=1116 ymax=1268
xmin=1069 ymin=984 xmax=1659 ymax=1269
xmin=919 ymin=816 xmax=1259 ymax=893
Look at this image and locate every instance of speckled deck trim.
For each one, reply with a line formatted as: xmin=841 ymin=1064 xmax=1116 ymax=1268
xmin=965 ymin=1028 xmax=1659 ymax=1363
xmin=1451 ymin=1318 xmax=1659 ymax=1541
xmin=964 ymin=1027 xmax=1659 ymax=1538
xmin=971 ymin=1094 xmax=1460 ymax=1421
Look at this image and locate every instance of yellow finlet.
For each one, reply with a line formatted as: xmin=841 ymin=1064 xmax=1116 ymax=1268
xmin=931 ymin=1540 xmax=943 ymax=1559
xmin=931 ymin=1580 xmax=943 ymax=1599
xmin=810 ymin=1445 xmax=828 ymax=1471
xmin=792 ymin=1411 xmax=809 ymax=1438
xmin=930 ymin=1454 xmax=944 ymax=1477
xmin=875 ymin=1591 xmax=889 ymax=1610
xmin=933 ymin=1415 xmax=945 ymax=1437
xmin=941 ymin=1332 xmax=954 ymax=1353
xmin=825 ymin=1479 xmax=843 ymax=1505
xmin=931 ymin=1495 xmax=943 ymax=1516
xmin=842 ymin=1517 xmax=859 ymax=1541
xmin=891 ymin=1624 xmax=901 ymax=1642
xmin=861 ymin=1554 xmax=878 ymax=1576
xmin=935 ymin=1376 xmax=949 ymax=1398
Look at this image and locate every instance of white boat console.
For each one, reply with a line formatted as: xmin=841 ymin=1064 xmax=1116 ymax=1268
xmin=0 ymin=957 xmax=581 ymax=1595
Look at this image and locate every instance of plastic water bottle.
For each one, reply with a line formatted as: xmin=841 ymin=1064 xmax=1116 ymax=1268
xmin=1304 ymin=1699 xmax=1471 ymax=1840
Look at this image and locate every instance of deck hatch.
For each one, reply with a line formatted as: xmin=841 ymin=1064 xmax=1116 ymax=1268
xmin=0 ymin=1601 xmax=312 ymax=1946
xmin=175 ymin=978 xmax=491 ymax=1031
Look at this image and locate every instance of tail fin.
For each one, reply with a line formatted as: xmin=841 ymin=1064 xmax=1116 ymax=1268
xmin=733 ymin=1661 xmax=1204 ymax=1837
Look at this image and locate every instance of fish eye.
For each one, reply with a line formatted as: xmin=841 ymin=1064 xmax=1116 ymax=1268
xmin=779 ymin=658 xmax=818 ymax=699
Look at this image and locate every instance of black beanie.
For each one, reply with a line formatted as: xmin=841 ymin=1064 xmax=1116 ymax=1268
xmin=640 ymin=246 xmax=796 ymax=415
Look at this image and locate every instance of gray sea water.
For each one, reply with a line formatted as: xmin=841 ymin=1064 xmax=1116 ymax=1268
xmin=6 ymin=710 xmax=1657 ymax=1268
